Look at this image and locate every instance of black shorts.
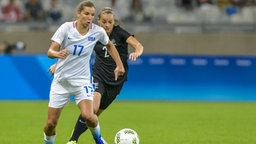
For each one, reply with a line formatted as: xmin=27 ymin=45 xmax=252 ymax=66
xmin=93 ymin=76 xmax=124 ymax=110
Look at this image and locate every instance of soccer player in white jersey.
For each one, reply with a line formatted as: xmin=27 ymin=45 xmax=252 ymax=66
xmin=43 ymin=1 xmax=125 ymax=144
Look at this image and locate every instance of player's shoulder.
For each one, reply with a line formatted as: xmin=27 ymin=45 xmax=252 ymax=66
xmin=58 ymin=21 xmax=75 ymax=30
xmin=91 ymin=23 xmax=105 ymax=32
xmin=112 ymin=25 xmax=132 ymax=38
xmin=113 ymin=25 xmax=124 ymax=31
xmin=113 ymin=25 xmax=129 ymax=34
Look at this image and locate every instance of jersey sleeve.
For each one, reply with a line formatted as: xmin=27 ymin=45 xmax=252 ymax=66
xmin=98 ymin=27 xmax=109 ymax=46
xmin=51 ymin=22 xmax=68 ymax=45
xmin=117 ymin=26 xmax=132 ymax=42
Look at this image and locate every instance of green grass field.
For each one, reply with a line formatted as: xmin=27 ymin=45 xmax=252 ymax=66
xmin=1 ymin=101 xmax=256 ymax=144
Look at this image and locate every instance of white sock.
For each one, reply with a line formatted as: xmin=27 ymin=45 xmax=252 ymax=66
xmin=44 ymin=132 xmax=56 ymax=144
xmin=88 ymin=123 xmax=101 ymax=139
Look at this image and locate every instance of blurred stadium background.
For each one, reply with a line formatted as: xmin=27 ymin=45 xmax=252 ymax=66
xmin=1 ymin=0 xmax=256 ymax=101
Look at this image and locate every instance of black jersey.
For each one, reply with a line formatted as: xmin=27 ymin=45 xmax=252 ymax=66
xmin=93 ymin=25 xmax=131 ymax=85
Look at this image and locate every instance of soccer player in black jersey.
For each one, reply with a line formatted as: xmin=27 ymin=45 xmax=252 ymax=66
xmin=67 ymin=7 xmax=143 ymax=144
xmin=49 ymin=7 xmax=144 ymax=144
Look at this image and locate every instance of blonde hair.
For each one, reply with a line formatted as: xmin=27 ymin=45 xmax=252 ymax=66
xmin=98 ymin=7 xmax=120 ymax=24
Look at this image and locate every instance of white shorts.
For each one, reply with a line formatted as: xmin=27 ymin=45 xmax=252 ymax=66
xmin=48 ymin=79 xmax=94 ymax=108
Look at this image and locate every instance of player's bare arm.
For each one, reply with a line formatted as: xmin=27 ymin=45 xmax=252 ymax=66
xmin=47 ymin=41 xmax=68 ymax=59
xmin=127 ymin=36 xmax=144 ymax=61
xmin=106 ymin=40 xmax=125 ymax=80
xmin=48 ymin=64 xmax=56 ymax=77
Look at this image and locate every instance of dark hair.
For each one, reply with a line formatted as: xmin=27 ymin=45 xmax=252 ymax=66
xmin=69 ymin=1 xmax=95 ymax=21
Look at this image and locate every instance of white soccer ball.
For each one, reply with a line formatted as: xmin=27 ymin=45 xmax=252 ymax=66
xmin=114 ymin=128 xmax=139 ymax=144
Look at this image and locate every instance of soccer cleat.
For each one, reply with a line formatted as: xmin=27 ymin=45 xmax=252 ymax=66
xmin=94 ymin=136 xmax=107 ymax=144
xmin=66 ymin=140 xmax=77 ymax=144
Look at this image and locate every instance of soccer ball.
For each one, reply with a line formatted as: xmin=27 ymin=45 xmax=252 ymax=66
xmin=114 ymin=128 xmax=139 ymax=144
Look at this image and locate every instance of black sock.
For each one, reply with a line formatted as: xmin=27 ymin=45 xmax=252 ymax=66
xmin=69 ymin=114 xmax=88 ymax=142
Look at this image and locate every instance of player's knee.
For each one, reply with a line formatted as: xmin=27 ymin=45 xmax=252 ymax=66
xmin=81 ymin=112 xmax=94 ymax=123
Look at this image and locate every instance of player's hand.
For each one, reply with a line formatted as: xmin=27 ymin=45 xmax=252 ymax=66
xmin=129 ymin=52 xmax=140 ymax=61
xmin=58 ymin=49 xmax=68 ymax=59
xmin=48 ymin=64 xmax=56 ymax=77
xmin=114 ymin=66 xmax=125 ymax=81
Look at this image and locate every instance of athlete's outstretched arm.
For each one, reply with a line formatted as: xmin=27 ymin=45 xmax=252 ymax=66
xmin=106 ymin=40 xmax=125 ymax=80
xmin=126 ymin=36 xmax=144 ymax=61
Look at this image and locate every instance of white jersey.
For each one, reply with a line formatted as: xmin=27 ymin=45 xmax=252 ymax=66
xmin=51 ymin=21 xmax=109 ymax=88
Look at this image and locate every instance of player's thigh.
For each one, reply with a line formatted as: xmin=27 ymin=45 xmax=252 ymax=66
xmin=74 ymin=87 xmax=94 ymax=115
xmin=49 ymin=80 xmax=70 ymax=108
xmin=77 ymin=99 xmax=94 ymax=118
xmin=73 ymin=86 xmax=94 ymax=105
xmin=100 ymin=83 xmax=124 ymax=109
xmin=93 ymin=91 xmax=102 ymax=113
xmin=49 ymin=92 xmax=70 ymax=108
